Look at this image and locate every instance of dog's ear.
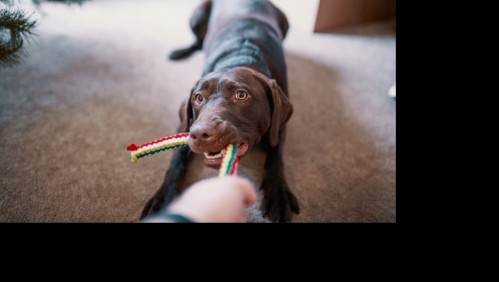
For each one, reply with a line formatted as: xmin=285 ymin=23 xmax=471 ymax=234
xmin=268 ymin=79 xmax=293 ymax=147
xmin=177 ymin=96 xmax=193 ymax=133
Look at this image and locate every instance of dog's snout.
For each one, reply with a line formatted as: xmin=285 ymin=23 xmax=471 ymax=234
xmin=190 ymin=123 xmax=216 ymax=142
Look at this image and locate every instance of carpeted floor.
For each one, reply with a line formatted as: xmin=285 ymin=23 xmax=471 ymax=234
xmin=0 ymin=0 xmax=396 ymax=222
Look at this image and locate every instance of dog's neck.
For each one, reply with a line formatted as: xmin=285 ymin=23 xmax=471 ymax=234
xmin=204 ymin=38 xmax=271 ymax=77
xmin=214 ymin=39 xmax=271 ymax=76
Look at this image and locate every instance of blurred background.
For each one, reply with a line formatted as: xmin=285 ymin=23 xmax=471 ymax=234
xmin=0 ymin=0 xmax=396 ymax=222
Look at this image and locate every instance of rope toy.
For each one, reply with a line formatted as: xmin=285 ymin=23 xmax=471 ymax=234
xmin=126 ymin=132 xmax=238 ymax=176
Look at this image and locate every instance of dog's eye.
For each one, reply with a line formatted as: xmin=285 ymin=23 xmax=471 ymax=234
xmin=194 ymin=94 xmax=204 ymax=103
xmin=235 ymin=90 xmax=248 ymax=100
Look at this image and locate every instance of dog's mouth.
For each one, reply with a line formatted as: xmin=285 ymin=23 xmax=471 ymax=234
xmin=202 ymin=142 xmax=249 ymax=168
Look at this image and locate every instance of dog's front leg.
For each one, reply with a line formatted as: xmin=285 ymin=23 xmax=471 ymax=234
xmin=260 ymin=131 xmax=300 ymax=222
xmin=140 ymin=146 xmax=193 ymax=219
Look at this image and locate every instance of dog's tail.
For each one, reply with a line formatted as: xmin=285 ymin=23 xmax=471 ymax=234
xmin=168 ymin=42 xmax=202 ymax=60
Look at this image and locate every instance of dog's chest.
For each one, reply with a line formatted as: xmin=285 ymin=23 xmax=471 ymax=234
xmin=181 ymin=146 xmax=270 ymax=222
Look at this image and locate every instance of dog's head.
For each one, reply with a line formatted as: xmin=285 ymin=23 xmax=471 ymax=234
xmin=178 ymin=66 xmax=293 ymax=168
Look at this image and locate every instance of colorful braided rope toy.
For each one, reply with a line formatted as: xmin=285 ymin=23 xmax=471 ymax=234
xmin=126 ymin=132 xmax=238 ymax=177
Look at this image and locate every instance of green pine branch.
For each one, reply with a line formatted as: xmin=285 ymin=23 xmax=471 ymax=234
xmin=0 ymin=0 xmax=89 ymax=67
xmin=0 ymin=8 xmax=37 ymax=66
xmin=33 ymin=0 xmax=88 ymax=6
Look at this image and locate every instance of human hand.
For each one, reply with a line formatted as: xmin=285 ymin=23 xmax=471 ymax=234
xmin=144 ymin=176 xmax=257 ymax=223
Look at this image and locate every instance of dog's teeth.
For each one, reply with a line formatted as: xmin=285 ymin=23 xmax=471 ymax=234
xmin=204 ymin=152 xmax=222 ymax=159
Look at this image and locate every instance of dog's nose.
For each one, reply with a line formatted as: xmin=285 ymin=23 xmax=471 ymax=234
xmin=190 ymin=123 xmax=216 ymax=143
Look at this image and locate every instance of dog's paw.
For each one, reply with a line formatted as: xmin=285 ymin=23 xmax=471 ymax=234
xmin=260 ymin=180 xmax=300 ymax=223
xmin=140 ymin=195 xmax=165 ymax=220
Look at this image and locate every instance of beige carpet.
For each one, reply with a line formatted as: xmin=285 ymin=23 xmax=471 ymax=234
xmin=0 ymin=0 xmax=396 ymax=222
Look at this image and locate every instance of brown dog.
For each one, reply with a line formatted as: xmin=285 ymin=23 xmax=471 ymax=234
xmin=140 ymin=0 xmax=300 ymax=222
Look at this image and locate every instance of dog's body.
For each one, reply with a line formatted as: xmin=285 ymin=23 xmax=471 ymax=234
xmin=141 ymin=0 xmax=299 ymax=222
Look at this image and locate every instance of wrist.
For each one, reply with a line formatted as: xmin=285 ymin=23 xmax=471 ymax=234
xmin=142 ymin=210 xmax=194 ymax=223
